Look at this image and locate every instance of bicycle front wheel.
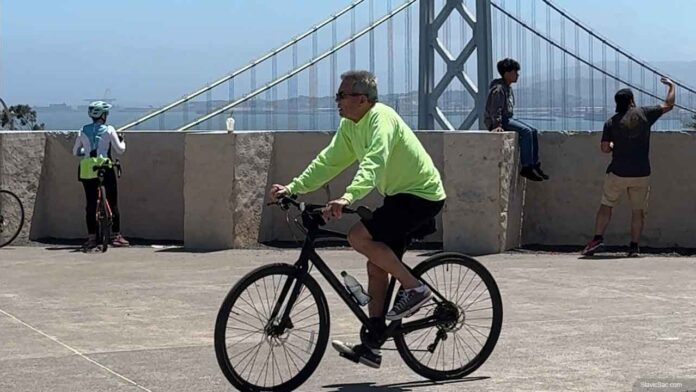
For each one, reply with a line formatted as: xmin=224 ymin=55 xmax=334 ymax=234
xmin=0 ymin=190 xmax=24 ymax=248
xmin=394 ymin=252 xmax=503 ymax=380
xmin=215 ymin=263 xmax=330 ymax=391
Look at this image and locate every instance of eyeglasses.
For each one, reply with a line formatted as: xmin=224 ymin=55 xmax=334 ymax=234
xmin=335 ymin=91 xmax=365 ymax=100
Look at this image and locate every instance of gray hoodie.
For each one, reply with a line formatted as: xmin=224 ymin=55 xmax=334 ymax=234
xmin=483 ymin=78 xmax=515 ymax=130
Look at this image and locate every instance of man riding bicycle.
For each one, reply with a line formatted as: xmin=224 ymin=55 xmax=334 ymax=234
xmin=270 ymin=70 xmax=446 ymax=368
xmin=72 ymin=101 xmax=129 ymax=249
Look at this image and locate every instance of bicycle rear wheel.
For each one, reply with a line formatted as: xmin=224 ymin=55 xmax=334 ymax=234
xmin=394 ymin=252 xmax=503 ymax=380
xmin=0 ymin=190 xmax=24 ymax=248
xmin=96 ymin=186 xmax=111 ymax=252
xmin=215 ymin=263 xmax=330 ymax=391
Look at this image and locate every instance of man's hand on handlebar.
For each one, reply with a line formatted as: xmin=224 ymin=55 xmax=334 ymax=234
xmin=322 ymin=198 xmax=350 ymax=221
xmin=270 ymin=184 xmax=289 ymax=200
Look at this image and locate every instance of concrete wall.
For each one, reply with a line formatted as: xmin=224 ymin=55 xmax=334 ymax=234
xmin=183 ymin=132 xmax=235 ymax=249
xmin=524 ymin=131 xmax=696 ymax=248
xmin=7 ymin=130 xmax=696 ymax=253
xmin=5 ymin=131 xmax=185 ymax=242
xmin=442 ymin=132 xmax=524 ymax=254
xmin=0 ymin=132 xmax=47 ymax=245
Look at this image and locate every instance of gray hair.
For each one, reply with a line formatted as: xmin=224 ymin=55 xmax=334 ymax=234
xmin=340 ymin=70 xmax=379 ymax=103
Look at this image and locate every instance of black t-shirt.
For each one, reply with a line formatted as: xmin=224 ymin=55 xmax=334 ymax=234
xmin=601 ymin=105 xmax=664 ymax=177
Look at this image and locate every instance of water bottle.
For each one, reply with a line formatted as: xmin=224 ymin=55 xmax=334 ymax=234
xmin=341 ymin=271 xmax=371 ymax=306
xmin=225 ymin=116 xmax=235 ymax=131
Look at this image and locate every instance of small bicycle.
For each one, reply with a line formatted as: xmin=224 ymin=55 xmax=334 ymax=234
xmin=0 ymin=189 xmax=24 ymax=248
xmin=214 ymin=196 xmax=503 ymax=391
xmin=89 ymin=159 xmax=121 ymax=252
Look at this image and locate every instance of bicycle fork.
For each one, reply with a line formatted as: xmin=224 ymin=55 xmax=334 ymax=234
xmin=265 ymin=266 xmax=307 ymax=337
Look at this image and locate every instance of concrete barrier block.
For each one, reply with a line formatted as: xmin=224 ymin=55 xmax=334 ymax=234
xmin=30 ymin=132 xmax=83 ymax=239
xmin=233 ymin=132 xmax=274 ymax=247
xmin=184 ymin=132 xmax=235 ymax=249
xmin=0 ymin=132 xmax=47 ymax=244
xmin=442 ymin=131 xmax=521 ymax=255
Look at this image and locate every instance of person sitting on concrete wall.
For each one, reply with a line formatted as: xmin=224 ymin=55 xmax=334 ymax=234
xmin=270 ymin=70 xmax=446 ymax=369
xmin=582 ymin=77 xmax=675 ymax=257
xmin=484 ymin=58 xmax=549 ymax=182
xmin=72 ymin=101 xmax=129 ymax=249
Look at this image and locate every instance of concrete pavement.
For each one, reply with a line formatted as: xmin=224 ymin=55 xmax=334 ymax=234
xmin=1 ymin=246 xmax=695 ymax=391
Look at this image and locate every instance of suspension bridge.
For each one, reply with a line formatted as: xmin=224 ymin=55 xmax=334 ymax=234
xmin=116 ymin=0 xmax=696 ymax=133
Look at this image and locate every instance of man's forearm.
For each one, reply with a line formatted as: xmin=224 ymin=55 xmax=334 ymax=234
xmin=664 ymin=84 xmax=676 ymax=108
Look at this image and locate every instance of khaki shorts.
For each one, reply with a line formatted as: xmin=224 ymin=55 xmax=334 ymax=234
xmin=601 ymin=173 xmax=650 ymax=210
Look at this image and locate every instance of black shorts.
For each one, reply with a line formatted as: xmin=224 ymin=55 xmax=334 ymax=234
xmin=362 ymin=194 xmax=445 ymax=260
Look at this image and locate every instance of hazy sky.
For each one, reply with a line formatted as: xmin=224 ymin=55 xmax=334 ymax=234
xmin=2 ymin=0 xmax=694 ymax=106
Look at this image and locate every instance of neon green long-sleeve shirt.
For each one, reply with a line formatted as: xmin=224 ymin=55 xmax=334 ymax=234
xmin=285 ymin=103 xmax=446 ymax=204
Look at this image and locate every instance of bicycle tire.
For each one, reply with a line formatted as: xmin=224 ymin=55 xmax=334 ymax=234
xmin=96 ymin=186 xmax=111 ymax=252
xmin=393 ymin=252 xmax=503 ymax=380
xmin=0 ymin=189 xmax=24 ymax=248
xmin=215 ymin=263 xmax=330 ymax=391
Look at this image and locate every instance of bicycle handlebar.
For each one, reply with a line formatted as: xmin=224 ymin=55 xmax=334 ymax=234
xmin=268 ymin=195 xmax=373 ymax=221
xmin=92 ymin=159 xmax=123 ymax=179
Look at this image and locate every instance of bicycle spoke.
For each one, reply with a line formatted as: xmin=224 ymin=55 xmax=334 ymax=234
xmin=453 ymin=331 xmax=461 ymax=367
xmin=284 ymin=339 xmax=314 ymax=357
xmin=283 ymin=340 xmax=309 ymax=364
xmin=228 ymin=330 xmax=261 ymax=346
xmin=281 ymin=342 xmax=299 ymax=376
xmin=460 ymin=286 xmax=488 ymax=309
xmin=462 ymin=324 xmax=485 ymax=347
xmin=454 ymin=273 xmax=477 ymax=305
xmin=229 ymin=312 xmax=265 ymax=332
xmin=256 ymin=346 xmax=273 ymax=386
xmin=406 ymin=328 xmax=431 ymax=349
xmin=453 ymin=266 xmax=470 ymax=303
xmin=240 ymin=290 xmax=268 ymax=325
xmin=226 ymin=324 xmax=262 ymax=334
xmin=271 ymin=344 xmax=282 ymax=386
xmin=441 ymin=337 xmax=448 ymax=371
xmin=447 ymin=264 xmax=454 ymax=301
xmin=465 ymin=322 xmax=492 ymax=336
xmin=453 ymin=333 xmax=472 ymax=364
xmin=464 ymin=316 xmax=493 ymax=321
xmin=410 ymin=327 xmax=435 ymax=351
xmin=425 ymin=340 xmax=436 ymax=367
xmin=414 ymin=329 xmax=437 ymax=363
xmin=253 ymin=281 xmax=271 ymax=319
xmin=291 ymin=322 xmax=320 ymax=333
xmin=289 ymin=288 xmax=311 ymax=314
xmin=230 ymin=339 xmax=265 ymax=363
xmin=228 ymin=311 xmax=260 ymax=330
xmin=269 ymin=274 xmax=286 ymax=319
xmin=465 ymin=306 xmax=494 ymax=312
xmin=291 ymin=300 xmax=318 ymax=319
xmin=289 ymin=329 xmax=316 ymax=344
xmin=234 ymin=338 xmax=265 ymax=372
xmin=440 ymin=265 xmax=449 ymax=300
xmin=262 ymin=277 xmax=273 ymax=320
xmin=291 ymin=311 xmax=319 ymax=327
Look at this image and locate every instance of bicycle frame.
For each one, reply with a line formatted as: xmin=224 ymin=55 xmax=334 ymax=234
xmin=95 ymin=170 xmax=114 ymax=222
xmin=268 ymin=204 xmax=454 ymax=343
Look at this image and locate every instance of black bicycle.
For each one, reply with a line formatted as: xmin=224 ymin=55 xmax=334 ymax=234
xmin=0 ymin=189 xmax=24 ymax=248
xmin=214 ymin=196 xmax=503 ymax=391
xmin=89 ymin=159 xmax=121 ymax=252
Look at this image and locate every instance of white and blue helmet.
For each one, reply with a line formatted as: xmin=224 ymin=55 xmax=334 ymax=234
xmin=88 ymin=101 xmax=112 ymax=119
